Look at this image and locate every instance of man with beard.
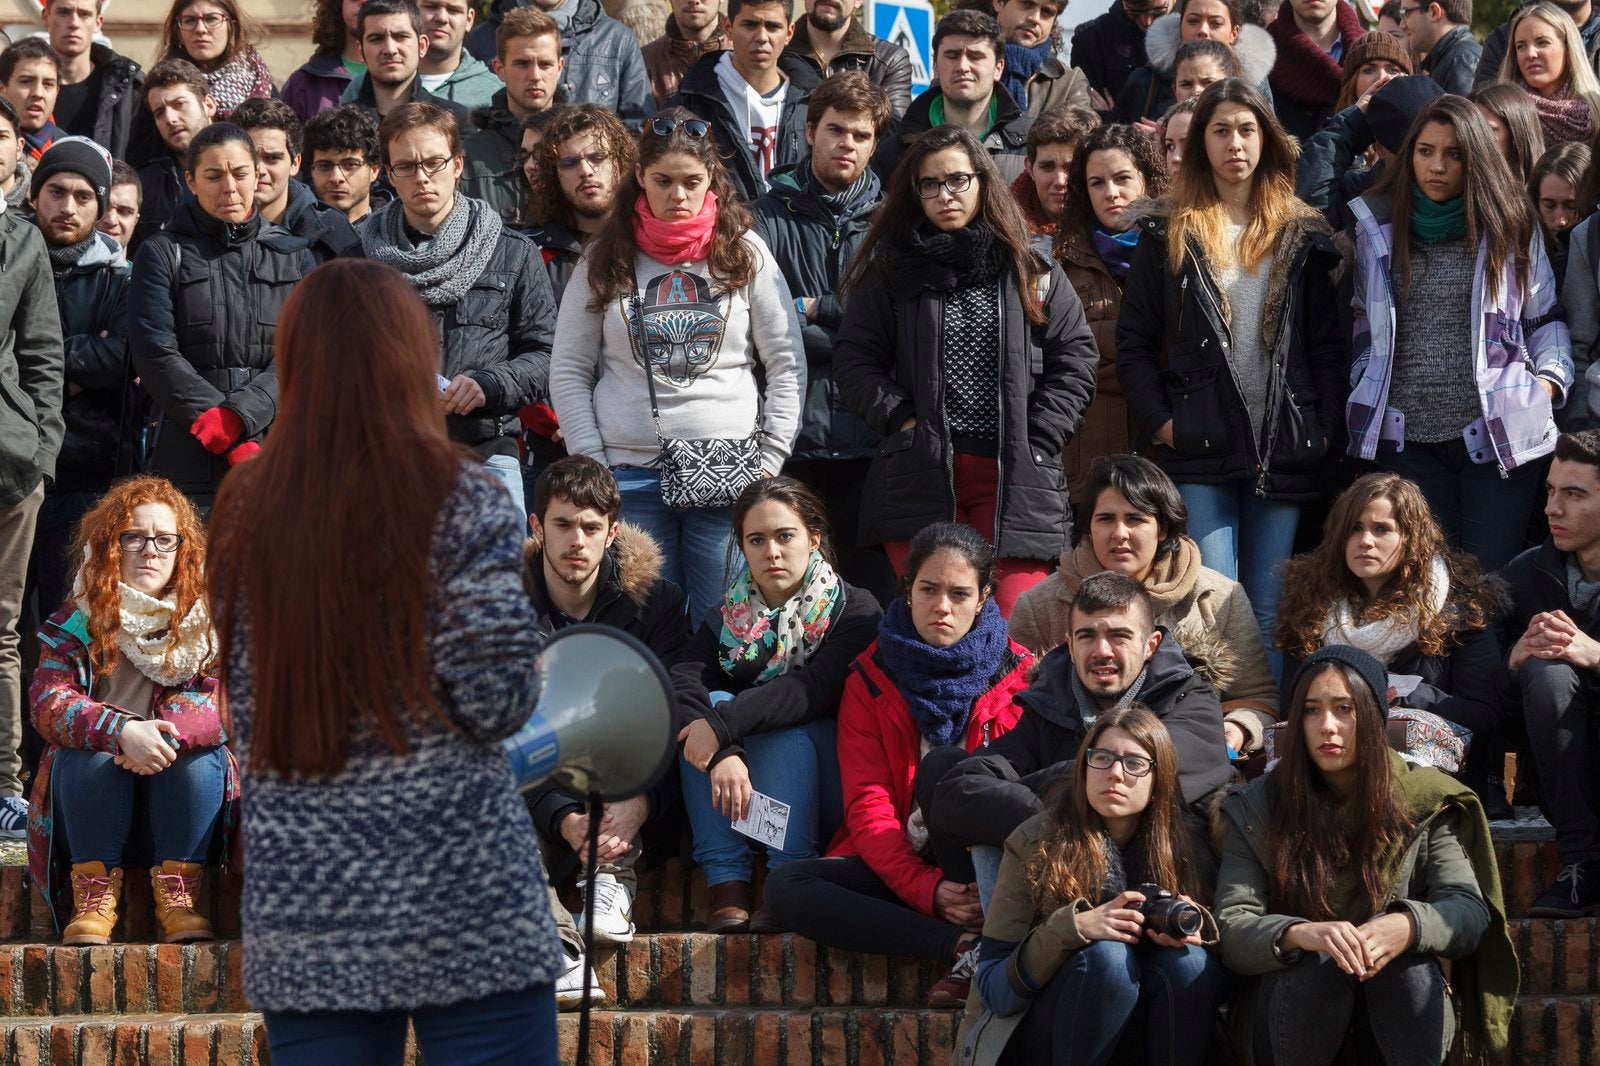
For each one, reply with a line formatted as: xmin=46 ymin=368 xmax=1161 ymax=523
xmin=417 ymin=0 xmax=502 ymax=108
xmin=343 ymin=0 xmax=471 ymax=127
xmin=303 ymin=104 xmax=389 ymax=227
xmin=133 ymin=60 xmax=213 ymax=253
xmin=26 ymin=136 xmax=129 ymax=626
xmin=1476 ymin=0 xmax=1600 ymax=85
xmin=642 ymin=0 xmax=731 ymax=105
xmin=464 ymin=8 xmax=565 ymax=223
xmin=778 ymin=0 xmax=914 ymax=118
xmin=234 ymin=98 xmax=362 ymax=264
xmin=751 ymin=72 xmax=896 ymax=601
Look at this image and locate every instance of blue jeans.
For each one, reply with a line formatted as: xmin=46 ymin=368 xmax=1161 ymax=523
xmin=1177 ymin=481 xmax=1301 ymax=680
xmin=1377 ymin=438 xmax=1544 ymax=571
xmin=1003 ymin=940 xmax=1227 ymax=1066
xmin=680 ymin=703 xmax=842 ymax=886
xmin=482 ymin=453 xmax=527 ymax=517
xmin=52 ymin=746 xmax=226 ymax=866
xmin=264 ymin=984 xmax=557 ymax=1066
xmin=612 ymin=465 xmax=735 ymax=623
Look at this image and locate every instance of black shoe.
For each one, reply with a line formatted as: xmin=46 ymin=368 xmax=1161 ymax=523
xmin=1483 ymin=777 xmax=1514 ymax=821
xmin=1528 ymin=860 xmax=1600 ymax=917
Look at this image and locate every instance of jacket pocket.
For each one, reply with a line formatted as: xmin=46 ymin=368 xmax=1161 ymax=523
xmin=456 ymin=271 xmax=515 ymax=333
xmin=1269 ymin=381 xmax=1325 ymax=471
xmin=175 ymin=253 xmax=214 ymax=333
xmin=249 ymin=254 xmax=301 ymax=329
xmin=1161 ymin=365 xmax=1232 ymax=457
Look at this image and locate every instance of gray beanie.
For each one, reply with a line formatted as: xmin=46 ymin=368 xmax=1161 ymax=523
xmin=30 ymin=136 xmax=113 ymax=217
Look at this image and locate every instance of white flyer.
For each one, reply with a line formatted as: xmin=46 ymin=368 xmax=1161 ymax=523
xmin=731 ymin=790 xmax=790 ymax=850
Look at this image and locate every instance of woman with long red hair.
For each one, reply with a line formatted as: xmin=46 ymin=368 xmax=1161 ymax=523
xmin=207 ymin=259 xmax=560 ymax=1064
xmin=27 ymin=475 xmax=234 ymax=947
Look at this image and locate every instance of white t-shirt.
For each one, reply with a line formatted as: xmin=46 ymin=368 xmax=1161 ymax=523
xmin=714 ymin=52 xmax=786 ymax=188
xmin=418 ymin=71 xmax=452 ymax=92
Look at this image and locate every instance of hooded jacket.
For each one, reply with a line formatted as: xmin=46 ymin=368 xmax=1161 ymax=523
xmin=928 ymin=632 xmax=1234 ymax=852
xmin=1113 ymin=13 xmax=1277 ymax=124
xmin=463 ymin=89 xmax=527 ymax=225
xmin=642 ymin=15 xmax=732 ymax=105
xmin=832 ymin=246 xmax=1099 ymax=558
xmin=883 ymin=83 xmax=1034 ymax=184
xmin=281 ymin=50 xmax=357 ymax=125
xmin=751 ymin=160 xmax=883 ymax=461
xmin=466 ymin=0 xmax=655 ymax=129
xmin=527 ymin=217 xmax=585 ymax=305
xmin=668 ymin=50 xmax=810 ymax=202
xmin=79 ymin=44 xmax=145 ymax=164
xmin=52 ymin=231 xmax=133 ymax=489
xmin=420 ymin=50 xmax=503 ymax=110
xmin=0 ymin=204 xmax=64 ymax=508
xmin=779 ymin=16 xmax=915 ymax=119
xmin=1114 ymin=206 xmax=1347 ymax=499
xmin=277 ymin=179 xmax=363 ymax=264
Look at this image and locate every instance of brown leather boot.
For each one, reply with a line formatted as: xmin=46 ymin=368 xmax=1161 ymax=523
xmin=152 ymin=861 xmax=213 ymax=943
xmin=63 ymin=862 xmax=122 ymax=946
xmin=707 ymin=880 xmax=751 ymax=932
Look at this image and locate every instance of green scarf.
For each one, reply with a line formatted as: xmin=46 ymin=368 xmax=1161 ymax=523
xmin=1409 ymin=185 xmax=1468 ymax=244
xmin=1328 ymin=751 xmax=1516 ymax=1064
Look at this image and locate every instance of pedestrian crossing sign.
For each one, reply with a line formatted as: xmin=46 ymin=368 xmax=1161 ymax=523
xmin=869 ymin=0 xmax=935 ymax=97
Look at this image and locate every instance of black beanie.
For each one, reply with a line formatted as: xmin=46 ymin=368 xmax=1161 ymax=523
xmin=1367 ymin=76 xmax=1447 ymax=157
xmin=1294 ymin=644 xmax=1389 ymax=712
xmin=30 ymin=136 xmax=113 ymax=218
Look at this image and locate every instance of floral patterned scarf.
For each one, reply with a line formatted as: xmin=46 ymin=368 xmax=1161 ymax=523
xmin=717 ymin=550 xmax=843 ymax=684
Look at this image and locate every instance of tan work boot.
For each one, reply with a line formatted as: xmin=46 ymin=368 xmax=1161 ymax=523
xmin=151 ymin=861 xmax=213 ymax=943
xmin=63 ymin=862 xmax=123 ymax=946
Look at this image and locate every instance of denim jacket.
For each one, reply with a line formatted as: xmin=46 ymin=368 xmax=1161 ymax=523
xmin=1347 ymin=194 xmax=1574 ymax=472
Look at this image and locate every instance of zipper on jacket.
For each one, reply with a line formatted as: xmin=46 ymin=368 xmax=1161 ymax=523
xmin=1177 ymin=275 xmax=1187 ymax=335
xmin=980 ymin=720 xmax=993 ymax=747
xmin=1256 ymin=284 xmax=1293 ymax=497
xmin=1189 ymin=261 xmax=1262 ymax=478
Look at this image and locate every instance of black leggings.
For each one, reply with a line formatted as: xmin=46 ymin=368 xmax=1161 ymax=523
xmin=762 ymin=855 xmax=965 ymax=962
xmin=1252 ymin=951 xmax=1450 ymax=1065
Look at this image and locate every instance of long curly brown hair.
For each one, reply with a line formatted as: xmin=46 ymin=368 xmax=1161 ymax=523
xmin=583 ymin=107 xmax=755 ymax=311
xmin=309 ymin=0 xmax=350 ymax=57
xmin=68 ymin=476 xmax=211 ymax=677
xmin=1025 ymin=705 xmax=1207 ymax=914
xmin=1275 ymin=472 xmax=1496 ymax=659
xmin=1055 ymin=122 xmax=1167 ymax=264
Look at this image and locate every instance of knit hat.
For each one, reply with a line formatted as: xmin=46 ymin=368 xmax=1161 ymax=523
xmin=1294 ymin=644 xmax=1390 ymax=713
xmin=1367 ymin=75 xmax=1447 ymax=154
xmin=30 ymin=136 xmax=113 ymax=217
xmin=1342 ymin=29 xmax=1414 ymax=83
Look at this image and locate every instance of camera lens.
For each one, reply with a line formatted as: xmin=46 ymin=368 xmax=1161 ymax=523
xmin=1145 ymin=898 xmax=1203 ymax=938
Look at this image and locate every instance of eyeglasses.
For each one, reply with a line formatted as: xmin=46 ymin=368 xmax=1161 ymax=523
xmin=916 ymin=172 xmax=977 ymax=198
xmin=649 ymin=117 xmax=710 ymax=140
xmin=558 ymin=151 xmax=611 ymax=171
xmin=311 ymin=157 xmax=371 ymax=176
xmin=389 ymin=156 xmax=453 ymax=180
xmin=1397 ymin=4 xmax=1425 ymax=14
xmin=118 ymin=532 xmax=183 ymax=554
xmin=177 ymin=12 xmax=230 ymax=30
xmin=1121 ymin=0 xmax=1171 ymax=16
xmin=1085 ymin=747 xmax=1154 ymax=778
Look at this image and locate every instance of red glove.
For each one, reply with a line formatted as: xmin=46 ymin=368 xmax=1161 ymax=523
xmin=519 ymin=402 xmax=560 ymax=438
xmin=226 ymin=441 xmax=260 ymax=466
xmin=191 ymin=407 xmax=245 ymax=454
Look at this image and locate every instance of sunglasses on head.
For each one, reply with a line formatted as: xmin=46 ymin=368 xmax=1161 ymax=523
xmin=649 ymin=117 xmax=711 ymax=140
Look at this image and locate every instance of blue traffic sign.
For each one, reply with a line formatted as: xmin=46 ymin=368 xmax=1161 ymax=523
xmin=869 ymin=0 xmax=934 ymax=97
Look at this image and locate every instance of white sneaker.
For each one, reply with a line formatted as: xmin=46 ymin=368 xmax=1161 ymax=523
xmin=578 ymin=872 xmax=635 ymax=944
xmin=554 ymin=950 xmax=605 ymax=1011
xmin=0 ymin=795 xmax=26 ymax=839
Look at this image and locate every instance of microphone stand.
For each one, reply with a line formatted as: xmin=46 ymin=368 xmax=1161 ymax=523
xmin=576 ymin=791 xmax=605 ymax=1065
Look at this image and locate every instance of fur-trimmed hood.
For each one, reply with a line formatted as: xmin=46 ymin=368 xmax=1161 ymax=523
xmin=522 ymin=520 xmax=665 ymax=611
xmin=1141 ymin=12 xmax=1278 ymax=86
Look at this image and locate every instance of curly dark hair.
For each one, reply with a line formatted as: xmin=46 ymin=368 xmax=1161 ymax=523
xmin=528 ymin=104 xmax=636 ymax=233
xmin=310 ymin=0 xmax=350 ymax=56
xmin=1055 ymin=122 xmax=1166 ymax=263
xmin=304 ymin=104 xmax=380 ymax=164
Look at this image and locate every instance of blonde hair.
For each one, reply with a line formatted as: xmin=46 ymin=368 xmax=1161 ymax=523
xmin=1501 ymin=2 xmax=1600 ymax=131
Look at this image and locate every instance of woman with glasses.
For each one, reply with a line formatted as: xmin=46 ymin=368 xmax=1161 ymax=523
xmin=834 ymin=125 xmax=1098 ymax=619
xmin=952 ymin=704 xmax=1226 ymax=1066
xmin=27 ymin=476 xmax=234 ymax=949
xmin=156 ymin=0 xmax=272 ymax=119
xmin=549 ymin=108 xmax=803 ymax=622
xmin=129 ymin=123 xmax=314 ymax=510
xmin=1214 ymin=646 xmax=1516 ymax=1065
xmin=762 ymin=522 xmax=1033 ymax=1005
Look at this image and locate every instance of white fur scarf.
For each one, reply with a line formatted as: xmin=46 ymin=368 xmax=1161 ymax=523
xmin=74 ymin=578 xmax=216 ymax=686
xmin=1321 ymin=555 xmax=1450 ymax=665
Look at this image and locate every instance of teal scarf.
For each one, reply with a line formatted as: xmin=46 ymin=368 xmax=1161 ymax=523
xmin=1409 ymin=185 xmax=1467 ymax=243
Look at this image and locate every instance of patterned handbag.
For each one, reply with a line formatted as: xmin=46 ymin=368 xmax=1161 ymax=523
xmin=629 ymin=295 xmax=764 ymax=509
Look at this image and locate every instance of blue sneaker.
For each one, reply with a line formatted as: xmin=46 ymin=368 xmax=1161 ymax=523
xmin=0 ymin=795 xmax=27 ymax=839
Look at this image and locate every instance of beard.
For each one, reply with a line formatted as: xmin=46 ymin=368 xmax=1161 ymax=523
xmin=571 ymin=190 xmax=615 ymax=219
xmin=808 ymin=4 xmax=848 ymax=32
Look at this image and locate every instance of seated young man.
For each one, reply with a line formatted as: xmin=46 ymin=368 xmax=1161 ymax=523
xmin=1509 ymin=430 xmax=1600 ymax=917
xmin=522 ymin=455 xmax=697 ymax=1005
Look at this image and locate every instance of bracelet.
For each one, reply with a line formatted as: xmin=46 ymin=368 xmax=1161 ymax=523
xmin=794 ymin=297 xmax=806 ymax=316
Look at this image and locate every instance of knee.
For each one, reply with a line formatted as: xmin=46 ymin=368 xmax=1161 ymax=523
xmin=1145 ymin=944 xmax=1226 ymax=999
xmin=914 ymin=745 xmax=968 ymax=808
xmin=1521 ymin=656 xmax=1583 ymax=704
xmin=1074 ymin=939 xmax=1140 ymax=984
xmin=761 ymin=860 xmax=818 ymax=917
xmin=51 ymin=747 xmax=119 ymax=782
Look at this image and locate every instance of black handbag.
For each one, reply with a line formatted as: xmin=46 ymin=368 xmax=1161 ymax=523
xmin=629 ymin=294 xmax=764 ymax=509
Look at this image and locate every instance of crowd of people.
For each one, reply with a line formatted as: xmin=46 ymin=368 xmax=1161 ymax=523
xmin=0 ymin=0 xmax=1596 ymax=1060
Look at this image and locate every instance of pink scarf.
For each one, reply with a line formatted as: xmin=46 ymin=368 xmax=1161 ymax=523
xmin=1529 ymin=88 xmax=1595 ymax=147
xmin=632 ymin=189 xmax=719 ymax=264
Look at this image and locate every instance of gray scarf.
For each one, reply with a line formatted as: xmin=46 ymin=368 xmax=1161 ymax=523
xmin=5 ymin=159 xmax=29 ymax=211
xmin=546 ymin=0 xmax=577 ymax=33
xmin=1071 ymin=663 xmax=1149 ymax=727
xmin=1568 ymin=557 xmax=1600 ymax=616
xmin=360 ymin=194 xmax=502 ymax=307
xmin=47 ymin=234 xmax=95 ymax=273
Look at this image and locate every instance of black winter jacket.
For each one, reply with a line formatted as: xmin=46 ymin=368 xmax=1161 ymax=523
xmin=929 ymin=632 xmax=1234 ymax=849
xmin=278 ymin=180 xmax=362 ymax=264
xmin=750 ymin=161 xmax=882 ymax=462
xmin=527 ymin=218 xmax=583 ymax=306
xmin=81 ymin=45 xmax=147 ymax=164
xmin=0 ymin=209 xmax=64 ymax=508
xmin=882 ymin=84 xmax=1033 ymax=184
xmin=348 ymin=75 xmax=471 ymax=130
xmin=132 ymin=153 xmax=183 ymax=258
xmin=1114 ymin=210 xmax=1347 ymax=499
xmin=1502 ymin=539 xmax=1600 ymax=689
xmin=463 ymin=90 xmax=524 ymax=225
xmin=1072 ymin=4 xmax=1150 ymax=104
xmin=668 ymin=51 xmax=810 ymax=202
xmin=833 ymin=247 xmax=1099 ymax=559
xmin=1421 ymin=25 xmax=1482 ymax=95
xmin=521 ymin=523 xmax=695 ymax=842
xmin=779 ymin=17 xmax=914 ymax=118
xmin=128 ymin=202 xmax=313 ymax=500
xmin=673 ymin=580 xmax=882 ymax=767
xmin=53 ymin=232 xmax=133 ymax=490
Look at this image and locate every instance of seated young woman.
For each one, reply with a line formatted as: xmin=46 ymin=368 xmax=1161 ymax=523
xmin=27 ymin=476 xmax=237 ymax=945
xmin=1010 ymin=454 xmax=1278 ymax=754
xmin=1213 ymin=646 xmax=1518 ymax=1065
xmin=764 ymin=522 xmax=1034 ymax=1007
xmin=1276 ymin=472 xmax=1506 ymax=799
xmin=954 ymin=704 xmax=1226 ymax=1066
xmin=672 ymin=477 xmax=882 ymax=932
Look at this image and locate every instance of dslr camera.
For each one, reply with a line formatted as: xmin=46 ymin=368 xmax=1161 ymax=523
xmin=1135 ymin=884 xmax=1203 ymax=938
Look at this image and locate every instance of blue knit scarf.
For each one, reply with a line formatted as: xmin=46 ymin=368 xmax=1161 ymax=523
xmin=876 ymin=596 xmax=1011 ymax=746
xmin=1090 ymin=225 xmax=1140 ymax=279
xmin=1001 ymin=41 xmax=1051 ymax=109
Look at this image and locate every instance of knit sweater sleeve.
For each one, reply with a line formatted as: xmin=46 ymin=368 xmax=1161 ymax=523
xmin=548 ymin=257 xmax=610 ymax=465
xmin=744 ymin=233 xmax=804 ymax=472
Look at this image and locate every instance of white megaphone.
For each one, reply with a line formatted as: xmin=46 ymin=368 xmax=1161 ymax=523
xmin=502 ymin=624 xmax=677 ymax=802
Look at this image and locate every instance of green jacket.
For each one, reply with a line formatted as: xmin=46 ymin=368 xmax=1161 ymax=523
xmin=0 ymin=207 xmax=63 ymax=507
xmin=1213 ymin=751 xmax=1517 ymax=1064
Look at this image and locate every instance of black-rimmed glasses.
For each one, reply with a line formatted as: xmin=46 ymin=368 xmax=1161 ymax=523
xmin=1085 ymin=748 xmax=1154 ymax=778
xmin=118 ymin=533 xmax=183 ymax=554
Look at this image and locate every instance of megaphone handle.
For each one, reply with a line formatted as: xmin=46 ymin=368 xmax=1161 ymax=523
xmin=575 ymin=792 xmax=606 ymax=1065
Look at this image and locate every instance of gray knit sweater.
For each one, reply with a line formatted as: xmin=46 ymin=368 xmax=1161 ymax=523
xmin=228 ymin=466 xmax=560 ymax=1012
xmin=1390 ymin=235 xmax=1479 ymax=443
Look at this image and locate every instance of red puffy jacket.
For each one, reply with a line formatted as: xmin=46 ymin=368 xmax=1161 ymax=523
xmin=827 ymin=639 xmax=1033 ymax=917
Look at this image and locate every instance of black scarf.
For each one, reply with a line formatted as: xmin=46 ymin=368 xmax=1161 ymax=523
xmin=887 ymin=218 xmax=1007 ymax=294
xmin=805 ymin=156 xmax=874 ymax=220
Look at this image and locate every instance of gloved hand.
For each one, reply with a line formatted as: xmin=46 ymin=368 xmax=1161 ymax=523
xmin=190 ymin=407 xmax=244 ymax=454
xmin=226 ymin=441 xmax=260 ymax=466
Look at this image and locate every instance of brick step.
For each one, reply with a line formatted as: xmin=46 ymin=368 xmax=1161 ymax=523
xmin=8 ymin=1001 xmax=1600 ymax=1066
